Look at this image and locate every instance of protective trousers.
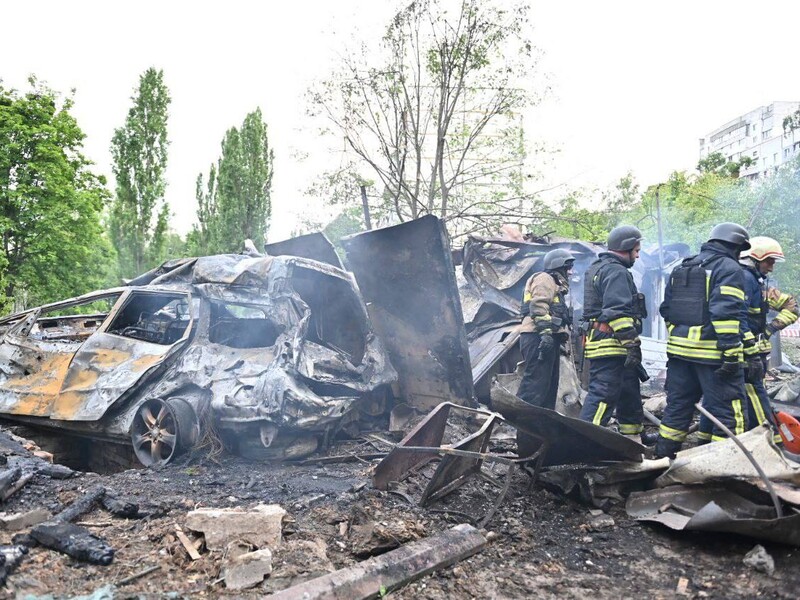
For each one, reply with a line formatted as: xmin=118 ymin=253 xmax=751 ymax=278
xmin=697 ymin=355 xmax=781 ymax=444
xmin=517 ymin=332 xmax=560 ymax=410
xmin=579 ymin=356 xmax=643 ymax=434
xmin=656 ymin=357 xmax=748 ymax=457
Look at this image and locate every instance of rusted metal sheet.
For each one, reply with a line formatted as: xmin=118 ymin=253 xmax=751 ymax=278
xmin=491 ymin=383 xmax=643 ymax=466
xmin=627 ymin=482 xmax=800 ymax=546
xmin=265 ymin=232 xmax=343 ymax=269
xmin=420 ymin=410 xmax=498 ymax=506
xmin=373 ymin=402 xmax=453 ymax=490
xmin=343 ymin=215 xmax=474 ymax=410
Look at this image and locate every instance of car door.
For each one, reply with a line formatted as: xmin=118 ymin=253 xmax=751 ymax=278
xmin=0 ymin=292 xmax=123 ymax=417
xmin=52 ymin=289 xmax=195 ymax=421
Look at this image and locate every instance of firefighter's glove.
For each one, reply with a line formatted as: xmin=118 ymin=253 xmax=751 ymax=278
xmin=537 ymin=332 xmax=555 ymax=361
xmin=764 ymin=323 xmax=777 ymax=338
xmin=624 ymin=344 xmax=642 ymax=369
xmin=745 ymin=355 xmax=765 ymax=383
xmin=715 ymin=355 xmax=741 ymax=380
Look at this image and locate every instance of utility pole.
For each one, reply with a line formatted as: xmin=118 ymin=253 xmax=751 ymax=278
xmin=655 ymin=183 xmax=666 ymax=340
xmin=360 ymin=185 xmax=373 ymax=230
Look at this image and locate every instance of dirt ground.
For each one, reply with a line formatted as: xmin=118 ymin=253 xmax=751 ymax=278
xmin=0 ymin=420 xmax=798 ymax=600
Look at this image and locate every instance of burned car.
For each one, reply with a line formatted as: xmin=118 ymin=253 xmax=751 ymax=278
xmin=0 ymin=253 xmax=396 ymax=466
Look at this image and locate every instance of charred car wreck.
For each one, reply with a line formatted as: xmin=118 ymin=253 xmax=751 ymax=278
xmin=0 ymin=216 xmax=474 ymax=469
xmin=0 ymin=253 xmax=397 ymax=466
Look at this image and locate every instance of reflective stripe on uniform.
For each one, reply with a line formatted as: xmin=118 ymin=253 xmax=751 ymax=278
xmin=745 ymin=383 xmax=767 ymax=426
xmin=720 ymin=285 xmax=745 ymax=301
xmin=712 ymin=320 xmax=739 ymax=335
xmin=697 ymin=431 xmax=712 ymax=441
xmin=711 ymin=434 xmax=727 ymax=442
xmin=609 ymin=316 xmax=634 ymax=331
xmin=666 ymin=343 xmax=723 ymax=361
xmin=658 ymin=424 xmax=687 ymax=442
xmin=584 ymin=332 xmax=626 ymax=358
xmin=733 ymin=399 xmax=745 ymax=435
xmin=618 ymin=423 xmax=643 ymax=435
xmin=592 ymin=402 xmax=608 ymax=426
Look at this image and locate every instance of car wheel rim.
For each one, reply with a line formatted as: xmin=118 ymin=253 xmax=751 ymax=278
xmin=132 ymin=399 xmax=180 ymax=467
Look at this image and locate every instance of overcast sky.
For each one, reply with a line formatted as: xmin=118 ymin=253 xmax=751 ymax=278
xmin=2 ymin=0 xmax=799 ymax=240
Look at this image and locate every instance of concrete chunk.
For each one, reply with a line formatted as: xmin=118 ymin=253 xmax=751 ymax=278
xmin=0 ymin=509 xmax=51 ymax=531
xmin=223 ymin=548 xmax=273 ymax=590
xmin=185 ymin=504 xmax=285 ymax=550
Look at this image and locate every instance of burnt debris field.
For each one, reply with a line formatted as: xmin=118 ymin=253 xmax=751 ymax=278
xmin=0 ymin=216 xmax=799 ymax=598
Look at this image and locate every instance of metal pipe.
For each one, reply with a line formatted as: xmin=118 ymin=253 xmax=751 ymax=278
xmin=694 ymin=403 xmax=783 ymax=518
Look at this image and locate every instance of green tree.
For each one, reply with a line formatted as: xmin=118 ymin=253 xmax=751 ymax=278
xmin=0 ymin=78 xmax=114 ymax=313
xmin=109 ymin=68 xmax=171 ymax=277
xmin=309 ymin=0 xmax=542 ymax=240
xmin=698 ymin=151 xmax=754 ymax=179
xmin=193 ymin=108 xmax=274 ymax=254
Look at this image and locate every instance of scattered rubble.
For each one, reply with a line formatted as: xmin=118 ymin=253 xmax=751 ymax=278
xmin=223 ymin=547 xmax=273 ymax=590
xmin=185 ymin=504 xmax=286 ymax=551
xmin=0 ymin=218 xmax=797 ymax=596
xmin=0 ymin=509 xmax=50 ymax=532
xmin=743 ymin=544 xmax=775 ymax=576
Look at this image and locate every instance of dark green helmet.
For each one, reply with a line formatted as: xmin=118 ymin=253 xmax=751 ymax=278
xmin=542 ymin=248 xmax=574 ymax=271
xmin=709 ymin=222 xmax=751 ymax=250
xmin=607 ymin=225 xmax=643 ymax=252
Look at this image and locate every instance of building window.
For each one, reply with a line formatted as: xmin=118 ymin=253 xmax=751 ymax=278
xmin=774 ymin=152 xmax=779 ymax=163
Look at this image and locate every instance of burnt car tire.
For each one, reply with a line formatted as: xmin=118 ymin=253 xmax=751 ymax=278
xmin=131 ymin=398 xmax=199 ymax=467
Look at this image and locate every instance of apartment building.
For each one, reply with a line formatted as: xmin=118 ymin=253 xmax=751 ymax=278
xmin=699 ymin=101 xmax=800 ymax=180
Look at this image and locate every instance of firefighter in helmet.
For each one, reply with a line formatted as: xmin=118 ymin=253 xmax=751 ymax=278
xmin=655 ymin=223 xmax=751 ymax=458
xmin=737 ymin=236 xmax=798 ymax=439
xmin=517 ymin=248 xmax=574 ymax=409
xmin=579 ymin=225 xmax=652 ymax=443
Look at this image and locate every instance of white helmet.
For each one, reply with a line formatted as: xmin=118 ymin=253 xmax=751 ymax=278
xmin=741 ymin=236 xmax=785 ymax=262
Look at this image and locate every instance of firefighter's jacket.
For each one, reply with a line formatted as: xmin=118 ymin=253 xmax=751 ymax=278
xmin=660 ymin=241 xmax=747 ymax=365
xmin=582 ymin=253 xmax=642 ymax=359
xmin=741 ymin=260 xmax=799 ymax=356
xmin=521 ymin=271 xmax=570 ymax=336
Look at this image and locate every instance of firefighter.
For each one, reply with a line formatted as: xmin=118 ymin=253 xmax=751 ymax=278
xmin=655 ymin=223 xmax=751 ymax=459
xmin=517 ymin=248 xmax=574 ymax=409
xmin=579 ymin=225 xmax=652 ymax=443
xmin=738 ymin=236 xmax=799 ymax=439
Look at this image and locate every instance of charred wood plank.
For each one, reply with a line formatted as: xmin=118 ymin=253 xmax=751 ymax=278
xmin=54 ymin=486 xmax=106 ymax=523
xmin=101 ymin=493 xmax=139 ymax=518
xmin=30 ymin=522 xmax=114 ymax=565
xmin=0 ymin=473 xmax=33 ymax=502
xmin=266 ymin=524 xmax=487 ymax=600
xmin=0 ymin=468 xmax=21 ymax=499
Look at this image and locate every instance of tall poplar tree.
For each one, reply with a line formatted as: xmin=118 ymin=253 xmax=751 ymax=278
xmin=192 ymin=108 xmax=274 ymax=254
xmin=109 ymin=68 xmax=171 ymax=277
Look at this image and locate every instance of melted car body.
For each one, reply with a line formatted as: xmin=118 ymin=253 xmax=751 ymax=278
xmin=0 ymin=254 xmax=397 ymax=465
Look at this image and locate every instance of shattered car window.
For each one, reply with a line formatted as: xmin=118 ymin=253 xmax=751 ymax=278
xmin=107 ymin=292 xmax=192 ymax=345
xmin=28 ymin=294 xmax=122 ymax=343
xmin=291 ymin=266 xmax=367 ymax=365
xmin=209 ymin=302 xmax=283 ymax=348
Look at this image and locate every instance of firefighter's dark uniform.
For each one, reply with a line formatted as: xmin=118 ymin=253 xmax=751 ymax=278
xmin=657 ymin=240 xmax=749 ymax=456
xmin=578 ymin=253 xmax=645 ymax=434
xmin=704 ymin=263 xmax=799 ymax=442
xmin=517 ymin=271 xmax=570 ymax=409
